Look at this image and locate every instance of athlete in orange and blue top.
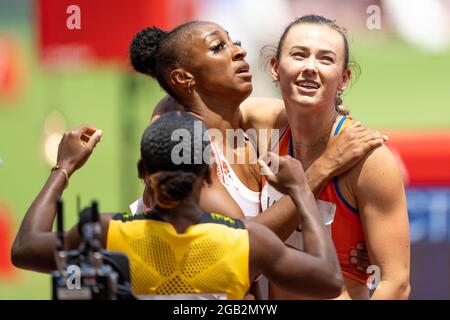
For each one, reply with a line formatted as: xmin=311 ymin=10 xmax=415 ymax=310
xmin=261 ymin=116 xmax=367 ymax=285
xmin=257 ymin=15 xmax=409 ymax=300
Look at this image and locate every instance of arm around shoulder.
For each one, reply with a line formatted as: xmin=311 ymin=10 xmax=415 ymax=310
xmin=150 ymin=95 xmax=184 ymax=123
xmin=239 ymin=97 xmax=286 ymax=131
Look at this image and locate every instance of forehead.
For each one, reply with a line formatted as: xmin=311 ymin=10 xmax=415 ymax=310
xmin=188 ymin=22 xmax=228 ymax=40
xmin=282 ymin=24 xmax=345 ymax=53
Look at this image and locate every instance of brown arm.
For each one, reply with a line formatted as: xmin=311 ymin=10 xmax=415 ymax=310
xmin=11 ymin=126 xmax=107 ymax=273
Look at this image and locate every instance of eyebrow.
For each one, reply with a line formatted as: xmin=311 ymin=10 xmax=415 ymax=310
xmin=290 ymin=45 xmax=336 ymax=56
xmin=204 ymin=30 xmax=230 ymax=41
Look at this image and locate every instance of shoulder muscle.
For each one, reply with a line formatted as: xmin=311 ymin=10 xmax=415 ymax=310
xmin=240 ymin=97 xmax=286 ymax=130
xmin=354 ymin=145 xmax=406 ymax=207
xmin=150 ymin=96 xmax=184 ymax=123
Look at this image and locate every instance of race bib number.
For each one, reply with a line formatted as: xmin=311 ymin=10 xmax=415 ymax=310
xmin=261 ymin=183 xmax=336 ymax=251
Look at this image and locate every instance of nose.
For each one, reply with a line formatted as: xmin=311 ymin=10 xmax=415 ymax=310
xmin=302 ymin=56 xmax=318 ymax=77
xmin=232 ymin=43 xmax=247 ymax=61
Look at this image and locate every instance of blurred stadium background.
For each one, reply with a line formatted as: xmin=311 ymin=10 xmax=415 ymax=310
xmin=0 ymin=0 xmax=449 ymax=299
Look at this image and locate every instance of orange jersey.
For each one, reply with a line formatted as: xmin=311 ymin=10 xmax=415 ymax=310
xmin=261 ymin=116 xmax=369 ymax=284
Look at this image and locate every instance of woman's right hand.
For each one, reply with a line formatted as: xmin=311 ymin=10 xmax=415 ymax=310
xmin=258 ymin=152 xmax=307 ymax=195
xmin=321 ymin=122 xmax=388 ymax=178
xmin=56 ymin=125 xmax=103 ymax=176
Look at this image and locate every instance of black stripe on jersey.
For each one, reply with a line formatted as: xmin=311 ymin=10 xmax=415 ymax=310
xmin=112 ymin=211 xmax=245 ymax=230
xmin=197 ymin=213 xmax=246 ymax=230
xmin=111 ymin=211 xmax=163 ymax=223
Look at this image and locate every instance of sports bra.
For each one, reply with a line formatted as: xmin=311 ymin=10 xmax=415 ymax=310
xmin=130 ymin=135 xmax=261 ymax=217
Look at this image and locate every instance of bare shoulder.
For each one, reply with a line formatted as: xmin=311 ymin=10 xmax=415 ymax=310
xmin=150 ymin=95 xmax=184 ymax=123
xmin=349 ymin=144 xmax=405 ymax=202
xmin=240 ymin=97 xmax=287 ymax=130
xmin=358 ymin=145 xmax=401 ymax=183
xmin=245 ymin=220 xmax=282 ymax=249
xmin=245 ymin=219 xmax=268 ymax=236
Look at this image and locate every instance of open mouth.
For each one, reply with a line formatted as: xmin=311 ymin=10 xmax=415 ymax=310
xmin=296 ymin=80 xmax=320 ymax=90
xmin=235 ymin=63 xmax=252 ymax=80
xmin=236 ymin=63 xmax=250 ymax=74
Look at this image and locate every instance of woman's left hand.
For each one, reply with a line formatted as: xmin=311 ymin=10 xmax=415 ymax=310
xmin=56 ymin=125 xmax=103 ymax=175
xmin=350 ymin=242 xmax=371 ymax=274
xmin=322 ymin=122 xmax=387 ymax=178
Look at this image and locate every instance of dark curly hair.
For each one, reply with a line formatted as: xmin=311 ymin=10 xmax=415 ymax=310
xmin=140 ymin=111 xmax=211 ymax=208
xmin=129 ymin=21 xmax=201 ymax=99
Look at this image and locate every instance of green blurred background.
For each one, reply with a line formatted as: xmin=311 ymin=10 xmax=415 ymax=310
xmin=0 ymin=0 xmax=164 ymax=298
xmin=0 ymin=0 xmax=449 ymax=299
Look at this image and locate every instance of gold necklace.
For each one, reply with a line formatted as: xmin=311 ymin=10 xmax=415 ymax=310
xmin=294 ymin=133 xmax=330 ymax=148
xmin=293 ymin=112 xmax=338 ymax=149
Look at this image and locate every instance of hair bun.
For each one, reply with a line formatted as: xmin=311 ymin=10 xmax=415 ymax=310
xmin=150 ymin=171 xmax=198 ymax=208
xmin=130 ymin=27 xmax=167 ymax=77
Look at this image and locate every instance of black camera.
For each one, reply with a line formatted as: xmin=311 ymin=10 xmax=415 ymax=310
xmin=51 ymin=199 xmax=136 ymax=300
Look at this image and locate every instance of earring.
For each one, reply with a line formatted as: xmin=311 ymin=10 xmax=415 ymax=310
xmin=335 ymin=89 xmax=344 ymax=106
xmin=272 ymin=78 xmax=279 ymax=87
xmin=187 ymin=82 xmax=195 ymax=95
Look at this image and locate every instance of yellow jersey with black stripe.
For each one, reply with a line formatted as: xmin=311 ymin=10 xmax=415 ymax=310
xmin=107 ymin=211 xmax=250 ymax=300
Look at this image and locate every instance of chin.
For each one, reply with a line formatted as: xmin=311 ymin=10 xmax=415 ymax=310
xmin=238 ymin=83 xmax=253 ymax=98
xmin=300 ymin=97 xmax=320 ymax=106
xmin=289 ymin=93 xmax=319 ymax=107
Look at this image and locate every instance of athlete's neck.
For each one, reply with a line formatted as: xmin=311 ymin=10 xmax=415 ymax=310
xmin=183 ymin=94 xmax=241 ymax=129
xmin=152 ymin=201 xmax=205 ymax=234
xmin=183 ymin=95 xmax=242 ymax=149
xmin=287 ymin=102 xmax=338 ymax=164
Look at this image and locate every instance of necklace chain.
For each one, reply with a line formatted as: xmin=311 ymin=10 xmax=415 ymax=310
xmin=294 ymin=132 xmax=329 ymax=148
xmin=294 ymin=112 xmax=338 ymax=149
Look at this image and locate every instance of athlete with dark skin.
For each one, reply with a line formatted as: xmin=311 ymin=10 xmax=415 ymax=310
xmin=11 ymin=115 xmax=344 ymax=299
xmin=130 ymin=21 xmax=387 ymax=247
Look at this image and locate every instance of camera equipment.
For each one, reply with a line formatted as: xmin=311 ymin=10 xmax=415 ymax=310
xmin=51 ymin=198 xmax=136 ymax=300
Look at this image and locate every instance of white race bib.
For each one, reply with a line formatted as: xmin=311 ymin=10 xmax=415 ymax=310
xmin=261 ymin=183 xmax=336 ymax=251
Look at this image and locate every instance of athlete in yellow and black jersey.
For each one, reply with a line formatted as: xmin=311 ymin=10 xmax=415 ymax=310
xmin=13 ymin=111 xmax=344 ymax=299
xmin=107 ymin=211 xmax=250 ymax=299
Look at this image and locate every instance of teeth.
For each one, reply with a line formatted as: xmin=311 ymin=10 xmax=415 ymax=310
xmin=298 ymin=81 xmax=319 ymax=89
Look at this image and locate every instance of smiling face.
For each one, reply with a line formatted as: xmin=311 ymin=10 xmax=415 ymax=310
xmin=272 ymin=23 xmax=351 ymax=114
xmin=171 ymin=22 xmax=253 ymax=105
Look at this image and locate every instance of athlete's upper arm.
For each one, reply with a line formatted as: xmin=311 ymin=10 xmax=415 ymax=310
xmin=355 ymin=145 xmax=410 ymax=296
xmin=200 ymin=185 xmax=244 ymax=219
xmin=150 ymin=95 xmax=184 ymax=123
xmin=199 ymin=166 xmax=245 ymax=219
xmin=247 ymin=221 xmax=342 ymax=298
xmin=239 ymin=97 xmax=287 ymax=155
xmin=239 ymin=97 xmax=286 ymax=131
